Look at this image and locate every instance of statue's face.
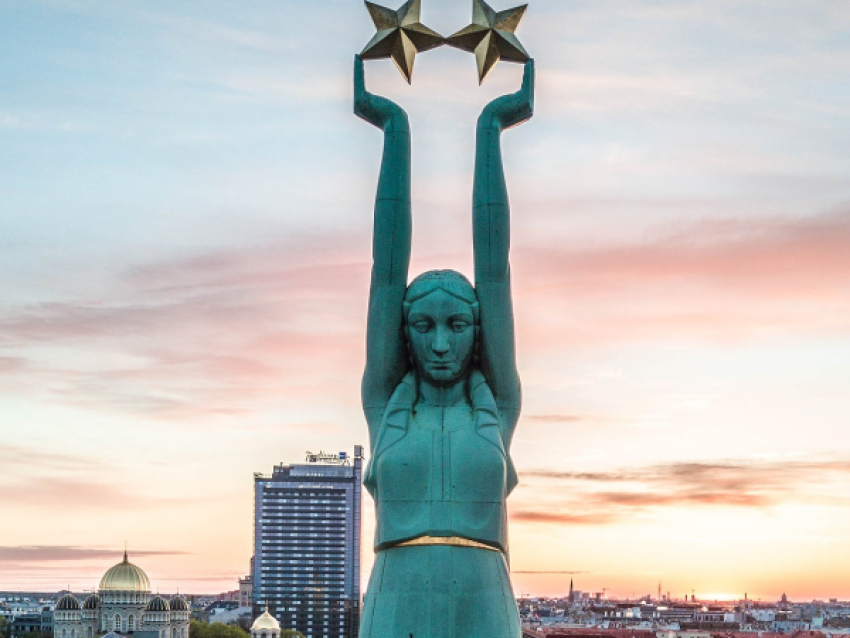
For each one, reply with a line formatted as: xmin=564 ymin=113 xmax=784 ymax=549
xmin=406 ymin=289 xmax=475 ymax=386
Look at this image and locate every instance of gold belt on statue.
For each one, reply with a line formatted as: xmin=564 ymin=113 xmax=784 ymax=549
xmin=391 ymin=536 xmax=500 ymax=552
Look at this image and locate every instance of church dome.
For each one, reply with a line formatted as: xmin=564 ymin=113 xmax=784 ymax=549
xmin=82 ymin=595 xmax=100 ymax=610
xmin=56 ymin=594 xmax=81 ymax=611
xmin=99 ymin=551 xmax=151 ymax=592
xmin=251 ymin=609 xmax=280 ymax=631
xmin=146 ymin=596 xmax=170 ymax=612
xmin=168 ymin=597 xmax=188 ymax=612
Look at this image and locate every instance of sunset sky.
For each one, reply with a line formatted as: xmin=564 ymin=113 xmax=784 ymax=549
xmin=2 ymin=0 xmax=850 ymax=602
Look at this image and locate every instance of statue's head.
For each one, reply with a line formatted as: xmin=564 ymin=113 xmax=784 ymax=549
xmin=403 ymin=270 xmax=479 ymax=386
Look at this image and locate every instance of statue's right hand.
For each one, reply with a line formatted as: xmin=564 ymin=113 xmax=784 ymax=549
xmin=354 ymin=55 xmax=408 ymax=131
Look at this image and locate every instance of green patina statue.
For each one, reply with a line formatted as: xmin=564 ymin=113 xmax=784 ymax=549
xmin=355 ymin=54 xmax=534 ymax=637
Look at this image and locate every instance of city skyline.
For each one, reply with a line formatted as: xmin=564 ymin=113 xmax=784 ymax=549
xmin=2 ymin=1 xmax=850 ymax=601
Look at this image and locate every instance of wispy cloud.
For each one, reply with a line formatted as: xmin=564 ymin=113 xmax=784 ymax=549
xmin=0 ymin=210 xmax=847 ymax=422
xmin=0 ymin=477 xmax=195 ymax=512
xmin=514 ymin=459 xmax=850 ymax=526
xmin=526 ymin=414 xmax=586 ymax=423
xmin=138 ymin=11 xmax=288 ymax=54
xmin=512 ymin=570 xmax=590 ymax=575
xmin=0 ymin=546 xmax=187 ymax=563
xmin=0 ymin=445 xmax=94 ymax=473
xmin=0 ymin=356 xmax=29 ymax=373
xmin=514 ymin=208 xmax=850 ymax=347
xmin=0 ymin=238 xmax=369 ymax=420
xmin=511 ymin=511 xmax=618 ymax=525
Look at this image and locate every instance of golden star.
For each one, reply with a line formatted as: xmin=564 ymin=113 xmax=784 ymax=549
xmin=360 ymin=0 xmax=444 ymax=84
xmin=446 ymin=0 xmax=530 ymax=84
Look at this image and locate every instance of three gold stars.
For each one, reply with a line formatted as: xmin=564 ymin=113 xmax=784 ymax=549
xmin=360 ymin=0 xmax=530 ymax=84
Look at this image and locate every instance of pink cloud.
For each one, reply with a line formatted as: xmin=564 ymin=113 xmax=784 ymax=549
xmin=0 ymin=210 xmax=846 ymax=420
xmin=0 ymin=477 xmax=194 ymax=511
xmin=0 ymin=238 xmax=371 ymax=420
xmin=0 ymin=546 xmax=186 ymax=563
xmin=513 ymin=208 xmax=850 ymax=346
xmin=513 ymin=458 xmax=850 ymax=526
xmin=0 ymin=445 xmax=94 ymax=473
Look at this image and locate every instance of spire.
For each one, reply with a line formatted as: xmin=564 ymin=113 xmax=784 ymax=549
xmin=124 ymin=541 xmax=128 ymax=563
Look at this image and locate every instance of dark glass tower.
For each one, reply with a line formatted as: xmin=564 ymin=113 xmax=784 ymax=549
xmin=253 ymin=447 xmax=362 ymax=638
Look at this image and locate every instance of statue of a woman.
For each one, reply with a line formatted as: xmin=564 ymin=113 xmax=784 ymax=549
xmin=355 ymin=54 xmax=534 ymax=638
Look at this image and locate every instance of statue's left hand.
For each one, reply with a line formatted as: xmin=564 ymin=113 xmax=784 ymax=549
xmin=479 ymin=59 xmax=535 ymax=131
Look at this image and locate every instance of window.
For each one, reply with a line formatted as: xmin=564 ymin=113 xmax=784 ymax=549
xmin=129 ymin=615 xmax=135 ymax=631
xmin=115 ymin=614 xmax=121 ymax=631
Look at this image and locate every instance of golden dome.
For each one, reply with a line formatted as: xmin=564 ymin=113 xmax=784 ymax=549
xmin=251 ymin=608 xmax=280 ymax=631
xmin=99 ymin=551 xmax=151 ymax=592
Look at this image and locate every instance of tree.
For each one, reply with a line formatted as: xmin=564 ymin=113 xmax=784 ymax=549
xmin=189 ymin=621 xmax=249 ymax=638
xmin=189 ymin=618 xmax=303 ymax=638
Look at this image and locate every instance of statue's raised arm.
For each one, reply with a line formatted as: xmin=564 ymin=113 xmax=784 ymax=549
xmin=474 ymin=59 xmax=534 ymax=448
xmin=354 ymin=55 xmax=412 ymax=449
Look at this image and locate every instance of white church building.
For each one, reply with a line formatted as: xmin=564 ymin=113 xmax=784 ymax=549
xmin=53 ymin=551 xmax=190 ymax=638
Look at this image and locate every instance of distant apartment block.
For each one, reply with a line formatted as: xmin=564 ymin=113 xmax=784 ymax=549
xmin=253 ymin=447 xmax=362 ymax=638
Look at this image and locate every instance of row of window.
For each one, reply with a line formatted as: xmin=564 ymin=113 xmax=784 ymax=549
xmin=260 ymin=508 xmax=347 ymax=513
xmin=261 ymin=510 xmax=346 ymax=515
xmin=59 ymin=622 xmax=186 ymax=637
xmin=259 ymin=552 xmax=345 ymax=557
xmin=263 ymin=567 xmax=345 ymax=584
xmin=260 ymin=523 xmax=346 ymax=529
xmin=259 ymin=560 xmax=346 ymax=566
xmin=260 ymin=515 xmax=346 ymax=520
xmin=261 ymin=491 xmax=348 ymax=496
xmin=262 ymin=499 xmax=345 ymax=504
xmin=256 ymin=602 xmax=348 ymax=608
xmin=99 ymin=593 xmax=148 ymax=604
xmin=257 ymin=586 xmax=345 ymax=592
xmin=259 ymin=546 xmax=345 ymax=552
xmin=261 ymin=505 xmax=347 ymax=509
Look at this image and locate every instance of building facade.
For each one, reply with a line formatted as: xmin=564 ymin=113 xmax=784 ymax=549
xmin=253 ymin=448 xmax=362 ymax=638
xmin=10 ymin=610 xmax=52 ymax=638
xmin=53 ymin=552 xmax=190 ymax=638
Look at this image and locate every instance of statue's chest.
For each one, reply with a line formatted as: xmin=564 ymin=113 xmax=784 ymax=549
xmin=376 ymin=406 xmax=506 ymax=503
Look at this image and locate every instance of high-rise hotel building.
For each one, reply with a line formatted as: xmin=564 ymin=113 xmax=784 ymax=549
xmin=253 ymin=447 xmax=362 ymax=638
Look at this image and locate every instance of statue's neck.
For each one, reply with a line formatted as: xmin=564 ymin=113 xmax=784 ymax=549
xmin=416 ymin=377 xmax=469 ymax=408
